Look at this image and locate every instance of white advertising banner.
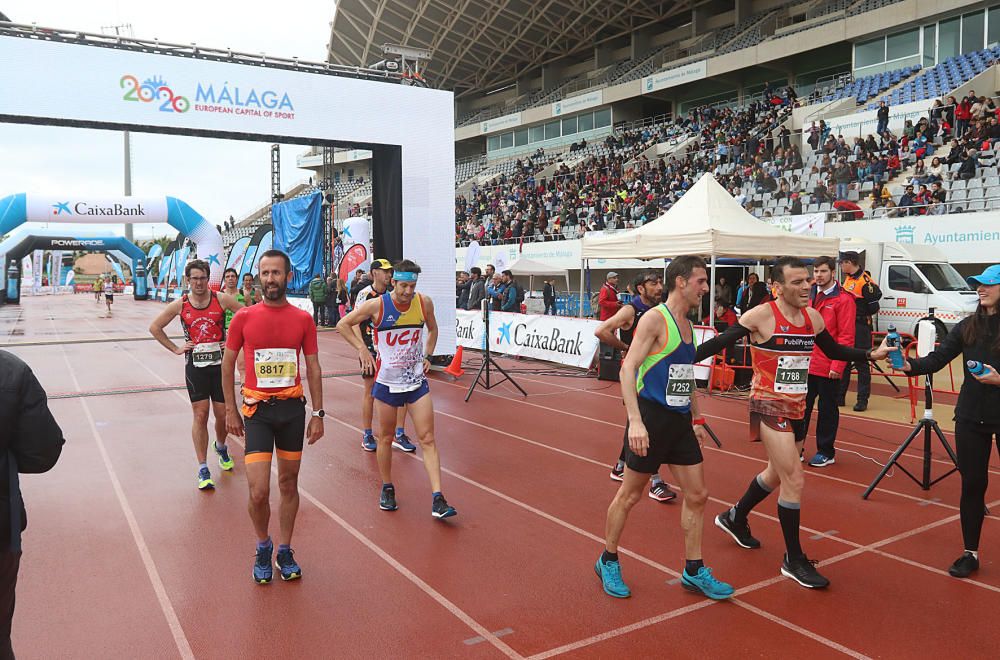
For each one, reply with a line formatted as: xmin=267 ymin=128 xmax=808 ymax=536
xmin=479 ymin=113 xmax=522 ymax=134
xmin=456 ymin=309 xmax=600 ymax=369
xmin=553 ymin=90 xmax=603 ymax=117
xmin=31 ymin=250 xmax=43 ymax=292
xmin=342 ymin=216 xmax=372 ymax=273
xmin=823 ymin=213 xmax=1000 ymax=263
xmin=822 ymin=99 xmax=929 ymax=140
xmin=642 ymin=61 xmax=707 ymax=94
xmin=457 ymin=239 xmax=659 ymax=272
xmin=25 ymin=195 xmax=169 ymax=224
xmin=0 ymin=33 xmax=455 ymax=354
xmin=766 ymin=213 xmax=827 ymax=237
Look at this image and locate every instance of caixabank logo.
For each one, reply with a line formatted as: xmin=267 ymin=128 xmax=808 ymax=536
xmin=119 ymin=74 xmax=296 ymax=120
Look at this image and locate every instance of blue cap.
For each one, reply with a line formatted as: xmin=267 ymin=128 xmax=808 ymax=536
xmin=967 ymin=264 xmax=1000 ymax=287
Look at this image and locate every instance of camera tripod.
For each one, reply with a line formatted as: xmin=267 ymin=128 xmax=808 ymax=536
xmin=465 ymin=302 xmax=527 ymax=402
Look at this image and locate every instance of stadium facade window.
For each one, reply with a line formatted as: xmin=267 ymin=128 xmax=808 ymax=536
xmin=500 ymin=132 xmax=513 ymax=149
xmin=924 ymin=25 xmax=936 ymax=68
xmin=561 ymin=116 xmax=578 ymax=135
xmin=487 ymin=135 xmax=501 ymax=151
xmin=989 ymin=6 xmax=1000 ymax=45
xmin=529 ymin=125 xmax=544 ymax=142
xmin=938 ymin=17 xmax=960 ymax=61
xmin=594 ymin=108 xmax=612 ymax=128
xmin=544 ymin=121 xmax=560 ymax=140
xmin=514 ymin=128 xmax=529 ymax=147
xmin=855 ymin=37 xmax=885 ymax=69
xmin=886 ymin=29 xmax=919 ymax=61
xmin=484 ymin=108 xmax=614 ymax=157
xmin=578 ymin=113 xmax=594 ymax=132
xmin=962 ymin=11 xmax=985 ymax=53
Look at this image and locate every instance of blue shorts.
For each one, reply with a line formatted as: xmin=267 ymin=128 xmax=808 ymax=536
xmin=372 ymin=380 xmax=430 ymax=407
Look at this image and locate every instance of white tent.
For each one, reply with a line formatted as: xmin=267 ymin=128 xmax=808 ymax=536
xmin=505 ymin=256 xmax=569 ymax=295
xmin=579 ymin=173 xmax=841 ymax=321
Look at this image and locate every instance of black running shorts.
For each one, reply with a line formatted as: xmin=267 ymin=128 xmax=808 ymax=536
xmin=184 ymin=362 xmax=225 ymax=403
xmin=623 ymin=397 xmax=703 ymax=473
xmin=244 ymin=397 xmax=306 ymax=463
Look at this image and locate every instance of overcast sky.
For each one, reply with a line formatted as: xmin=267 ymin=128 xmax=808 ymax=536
xmin=0 ymin=1 xmax=334 ymax=240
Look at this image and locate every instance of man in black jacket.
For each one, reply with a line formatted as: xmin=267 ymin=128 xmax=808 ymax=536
xmin=876 ymin=101 xmax=890 ymax=135
xmin=1 ymin=350 xmax=64 ymax=659
xmin=543 ymin=278 xmax=556 ymax=315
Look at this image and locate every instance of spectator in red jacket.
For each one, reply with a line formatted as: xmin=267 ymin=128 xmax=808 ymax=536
xmin=793 ymin=256 xmax=855 ymax=467
xmin=598 ymin=272 xmax=622 ymax=320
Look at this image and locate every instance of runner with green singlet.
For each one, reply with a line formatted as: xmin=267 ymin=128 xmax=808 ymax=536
xmin=222 ymin=268 xmax=242 ymax=329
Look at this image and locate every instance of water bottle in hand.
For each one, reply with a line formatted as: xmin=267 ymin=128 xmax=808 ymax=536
xmin=886 ymin=325 xmax=905 ymax=370
xmin=968 ymin=361 xmax=989 ymax=377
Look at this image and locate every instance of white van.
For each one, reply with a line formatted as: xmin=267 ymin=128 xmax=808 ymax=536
xmin=839 ymin=239 xmax=979 ymax=340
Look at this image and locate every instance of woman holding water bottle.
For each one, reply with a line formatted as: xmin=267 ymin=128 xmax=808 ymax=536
xmin=897 ymin=264 xmax=1000 ymax=578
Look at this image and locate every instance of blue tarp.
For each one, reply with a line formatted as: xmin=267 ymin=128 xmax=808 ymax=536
xmin=272 ymin=192 xmax=323 ymax=292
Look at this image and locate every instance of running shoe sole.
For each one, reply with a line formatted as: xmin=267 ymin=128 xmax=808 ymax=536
xmin=276 ymin=563 xmax=301 ymax=581
xmin=714 ymin=513 xmax=759 ymax=549
xmin=254 ymin=576 xmax=272 ymax=585
xmin=593 ymin=561 xmax=630 ymax=598
xmin=379 ymin=502 xmax=398 ymax=511
xmin=780 ymin=565 xmax=830 ymax=589
xmin=392 ymin=440 xmax=417 ymax=452
xmin=609 ymin=470 xmax=624 ymax=482
xmin=432 ymin=508 xmax=457 ymax=520
xmin=648 ymin=488 xmax=677 ymax=502
xmin=198 ymin=480 xmax=215 ymax=490
xmin=809 ymin=458 xmax=836 ymax=467
xmin=361 ymin=440 xmax=377 ymax=452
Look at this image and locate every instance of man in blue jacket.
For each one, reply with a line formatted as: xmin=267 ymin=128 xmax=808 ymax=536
xmin=1 ymin=350 xmax=64 ymax=658
xmin=500 ymin=270 xmax=520 ymax=312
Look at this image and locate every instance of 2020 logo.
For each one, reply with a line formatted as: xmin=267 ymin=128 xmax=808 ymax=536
xmin=120 ymin=74 xmax=190 ymax=113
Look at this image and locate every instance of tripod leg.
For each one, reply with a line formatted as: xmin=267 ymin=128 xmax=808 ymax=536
xmin=465 ymin=357 xmax=491 ymax=402
xmin=863 ymin=422 xmax=923 ymax=499
xmin=932 ymin=422 xmax=959 ymax=465
xmin=702 ymin=421 xmax=723 ymax=448
xmin=486 ymin=356 xmax=528 ymax=397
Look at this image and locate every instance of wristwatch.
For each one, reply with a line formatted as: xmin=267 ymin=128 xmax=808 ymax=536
xmin=311 ymin=409 xmax=325 ymax=418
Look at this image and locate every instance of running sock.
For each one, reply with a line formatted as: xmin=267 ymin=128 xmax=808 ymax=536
xmin=198 ymin=462 xmax=208 ymax=473
xmin=732 ymin=474 xmax=774 ymax=524
xmin=777 ymin=500 xmax=804 ymax=560
xmin=432 ymin=491 xmax=442 ymax=500
xmin=364 ymin=428 xmax=373 ymax=437
xmin=278 ymin=544 xmax=290 ymax=553
xmin=215 ymin=442 xmax=227 ymax=452
xmin=395 ymin=427 xmax=405 ymax=437
xmin=684 ymin=559 xmax=704 ymax=577
xmin=257 ymin=537 xmax=272 ymax=550
xmin=651 ymin=474 xmax=664 ymax=486
xmin=967 ymin=549 xmax=980 ymax=559
xmin=615 ymin=460 xmax=625 ymax=471
xmin=601 ymin=550 xmax=619 ymax=564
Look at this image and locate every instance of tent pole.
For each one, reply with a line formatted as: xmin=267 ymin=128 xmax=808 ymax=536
xmin=579 ymin=258 xmax=585 ymax=317
xmin=709 ymin=254 xmax=717 ymax=327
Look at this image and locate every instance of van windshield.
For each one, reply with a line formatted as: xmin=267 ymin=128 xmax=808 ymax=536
xmin=916 ymin=263 xmax=970 ymax=291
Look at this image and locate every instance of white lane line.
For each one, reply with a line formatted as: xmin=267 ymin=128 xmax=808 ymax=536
xmin=55 ymin=343 xmax=195 ymax=660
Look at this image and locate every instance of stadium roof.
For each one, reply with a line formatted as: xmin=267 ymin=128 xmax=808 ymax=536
xmin=327 ymin=0 xmax=693 ymax=97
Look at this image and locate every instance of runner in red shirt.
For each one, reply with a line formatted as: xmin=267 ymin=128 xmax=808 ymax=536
xmin=149 ymin=259 xmax=242 ymax=490
xmin=222 ymin=249 xmax=324 ymax=585
xmin=694 ymin=257 xmax=894 ymax=589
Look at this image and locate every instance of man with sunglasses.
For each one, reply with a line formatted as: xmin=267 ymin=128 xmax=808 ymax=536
xmin=150 ymin=259 xmax=243 ymax=490
xmin=596 ymin=271 xmax=676 ymax=502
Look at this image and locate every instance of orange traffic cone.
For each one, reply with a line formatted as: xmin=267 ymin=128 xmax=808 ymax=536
xmin=443 ymin=346 xmax=465 ymax=379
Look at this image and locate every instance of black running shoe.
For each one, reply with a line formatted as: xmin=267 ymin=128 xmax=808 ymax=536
xmin=781 ymin=554 xmax=830 ymax=589
xmin=609 ymin=464 xmax=624 ymax=482
xmin=379 ymin=485 xmax=398 ymax=511
xmin=432 ymin=494 xmax=457 ymax=520
xmin=948 ymin=552 xmax=979 ymax=578
xmin=714 ymin=510 xmax=761 ymax=549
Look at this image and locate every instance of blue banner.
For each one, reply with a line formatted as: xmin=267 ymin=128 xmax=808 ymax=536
xmin=272 ymin=192 xmax=323 ymax=292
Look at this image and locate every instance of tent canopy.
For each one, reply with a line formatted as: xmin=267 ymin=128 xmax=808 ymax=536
xmin=505 ymin=257 xmax=567 ymax=277
xmin=580 ymin=173 xmax=840 ymax=260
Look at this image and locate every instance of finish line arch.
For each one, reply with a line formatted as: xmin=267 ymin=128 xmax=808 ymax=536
xmin=0 ymin=193 xmax=223 ymax=289
xmin=2 ymin=233 xmax=148 ymax=303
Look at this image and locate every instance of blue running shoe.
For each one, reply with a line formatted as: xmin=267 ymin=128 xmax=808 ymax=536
xmin=393 ymin=432 xmax=417 ymax=452
xmin=432 ymin=494 xmax=457 ymax=520
xmin=253 ymin=542 xmax=273 ymax=584
xmin=214 ymin=442 xmax=234 ymax=471
xmin=379 ymin=485 xmax=398 ymax=511
xmin=361 ymin=433 xmax=377 ymax=452
xmin=808 ymin=453 xmax=835 ymax=468
xmin=594 ymin=557 xmax=631 ymax=598
xmin=681 ymin=566 xmax=734 ymax=600
xmin=197 ymin=466 xmax=215 ymax=490
xmin=275 ymin=548 xmax=302 ymax=581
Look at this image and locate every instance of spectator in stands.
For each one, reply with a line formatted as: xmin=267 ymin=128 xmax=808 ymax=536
xmin=833 ymin=199 xmax=863 ymax=221
xmin=807 ymin=121 xmax=821 ymax=151
xmin=787 ymin=192 xmax=803 ymax=215
xmin=500 ymin=271 xmax=520 ymax=312
xmin=958 ymin=148 xmax=979 ymax=180
xmin=915 ymin=184 xmax=933 ymax=214
xmin=833 ymin=157 xmax=853 ymax=201
xmin=928 ymin=181 xmax=948 ymax=215
xmin=956 ymin=95 xmax=973 ymax=138
xmin=876 ymin=101 xmax=890 ymax=136
xmin=927 ymin=156 xmax=945 ymax=183
xmin=909 ymin=158 xmax=927 ymax=185
xmin=466 ymin=267 xmax=486 ymax=311
xmin=898 ymin=184 xmax=917 ymax=216
xmin=598 ymin=272 xmax=622 ymax=321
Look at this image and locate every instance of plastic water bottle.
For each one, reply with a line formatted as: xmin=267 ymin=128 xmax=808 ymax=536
xmin=968 ymin=361 xmax=989 ymax=377
xmin=886 ymin=325 xmax=905 ymax=370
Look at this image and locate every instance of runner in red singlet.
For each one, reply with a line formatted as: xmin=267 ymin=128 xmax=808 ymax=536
xmin=149 ymin=259 xmax=243 ymax=490
xmin=694 ymin=256 xmax=894 ymax=589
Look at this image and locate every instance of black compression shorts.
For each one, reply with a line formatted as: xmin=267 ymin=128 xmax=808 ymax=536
xmin=623 ymin=398 xmax=703 ymax=473
xmin=244 ymin=397 xmax=306 ymax=463
xmin=184 ymin=363 xmax=224 ymax=403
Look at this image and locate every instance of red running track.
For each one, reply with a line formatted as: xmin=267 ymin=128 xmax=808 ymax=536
xmin=3 ymin=295 xmax=1000 ymax=659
